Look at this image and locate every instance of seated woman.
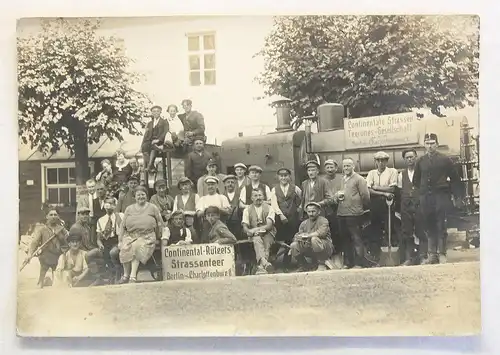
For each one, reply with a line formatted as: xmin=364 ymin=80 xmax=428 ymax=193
xmin=161 ymin=210 xmax=193 ymax=246
xmin=117 ymin=185 xmax=164 ymax=284
xmin=163 ymin=104 xmax=185 ymax=149
xmin=149 ymin=179 xmax=175 ymax=222
xmin=54 ymin=231 xmax=89 ymax=288
xmin=205 ymin=206 xmax=237 ymax=245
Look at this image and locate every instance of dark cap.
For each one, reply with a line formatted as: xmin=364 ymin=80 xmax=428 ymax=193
xmin=177 ymin=177 xmax=193 ymax=188
xmin=223 ymin=174 xmax=237 ymax=182
xmin=154 ymin=179 xmax=167 ymax=189
xmin=424 ymin=133 xmax=439 ymax=144
xmin=305 ymin=201 xmax=322 ymax=210
xmin=205 ymin=206 xmax=221 ymax=216
xmin=277 ymin=168 xmax=291 ymax=175
xmin=206 ymin=158 xmax=217 ymax=167
xmin=128 ymin=175 xmax=139 ymax=182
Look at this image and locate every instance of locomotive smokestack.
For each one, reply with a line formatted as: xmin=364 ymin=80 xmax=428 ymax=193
xmin=271 ymin=97 xmax=293 ymax=132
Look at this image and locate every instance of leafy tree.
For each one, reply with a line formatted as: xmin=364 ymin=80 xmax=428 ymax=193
xmin=256 ymin=15 xmax=479 ymax=122
xmin=17 ymin=18 xmax=151 ymax=197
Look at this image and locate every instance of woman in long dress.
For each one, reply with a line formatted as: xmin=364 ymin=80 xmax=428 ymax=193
xmin=117 ymin=186 xmax=164 ymax=283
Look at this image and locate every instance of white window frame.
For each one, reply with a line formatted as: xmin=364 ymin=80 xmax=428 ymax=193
xmin=40 ymin=162 xmax=95 ymax=206
xmin=187 ymin=32 xmax=216 ymax=86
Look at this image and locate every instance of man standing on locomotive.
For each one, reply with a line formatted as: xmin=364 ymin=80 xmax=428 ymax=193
xmin=239 ymin=165 xmax=272 ymax=206
xmin=413 ymin=133 xmax=463 ymax=264
xmin=397 ymin=148 xmax=427 ymax=265
xmin=241 ymin=188 xmax=277 ymax=275
xmin=270 ymin=168 xmax=302 ymax=268
xmin=290 ymin=202 xmax=335 ymax=272
xmin=184 ymin=138 xmax=214 ymax=192
xmin=300 ymin=160 xmax=333 ymax=218
xmin=366 ymin=151 xmax=398 ymax=263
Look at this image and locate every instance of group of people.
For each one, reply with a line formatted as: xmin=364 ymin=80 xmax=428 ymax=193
xmin=25 ymin=99 xmax=464 ymax=287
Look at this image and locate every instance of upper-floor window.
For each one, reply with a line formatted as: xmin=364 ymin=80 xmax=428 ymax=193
xmin=187 ymin=32 xmax=216 ymax=86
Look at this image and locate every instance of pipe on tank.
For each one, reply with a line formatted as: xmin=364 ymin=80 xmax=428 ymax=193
xmin=271 ymin=97 xmax=293 ymax=132
xmin=317 ymin=103 xmax=345 ymax=132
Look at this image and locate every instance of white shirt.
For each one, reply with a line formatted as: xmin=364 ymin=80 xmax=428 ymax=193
xmin=239 ymin=183 xmax=272 ymax=204
xmin=241 ymin=204 xmax=276 ymax=225
xmin=397 ymin=169 xmax=415 ymax=189
xmin=366 ymin=168 xmax=398 ymax=188
xmin=161 ymin=226 xmax=192 ymax=244
xmin=152 ymin=118 xmax=160 ymax=127
xmin=167 ymin=116 xmax=184 ymax=134
xmin=270 ymin=184 xmax=302 ymax=216
xmin=88 ymin=193 xmax=97 ymax=217
xmin=227 ymin=191 xmax=236 ymax=201
xmin=96 ymin=212 xmax=124 ymax=237
xmin=196 ymin=193 xmax=230 ymax=212
xmin=237 ymin=178 xmax=246 ymax=189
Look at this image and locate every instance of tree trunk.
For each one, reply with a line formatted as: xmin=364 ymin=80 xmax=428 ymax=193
xmin=73 ymin=120 xmax=89 ymax=212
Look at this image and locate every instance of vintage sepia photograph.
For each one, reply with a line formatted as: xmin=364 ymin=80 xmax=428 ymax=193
xmin=16 ymin=15 xmax=480 ymax=337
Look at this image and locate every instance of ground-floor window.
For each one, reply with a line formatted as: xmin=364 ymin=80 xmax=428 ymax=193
xmin=41 ymin=162 xmax=95 ymax=207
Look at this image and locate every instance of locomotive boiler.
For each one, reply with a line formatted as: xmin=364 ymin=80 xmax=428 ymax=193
xmin=220 ymin=98 xmax=479 ymax=234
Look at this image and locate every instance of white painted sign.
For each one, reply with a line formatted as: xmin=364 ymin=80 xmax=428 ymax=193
xmin=161 ymin=243 xmax=235 ymax=281
xmin=344 ymin=113 xmax=420 ymax=150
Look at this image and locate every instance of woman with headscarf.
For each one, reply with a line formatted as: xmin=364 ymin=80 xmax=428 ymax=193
xmin=149 ymin=179 xmax=175 ymax=222
xmin=23 ymin=207 xmax=68 ymax=288
xmin=117 ymin=186 xmax=164 ymax=283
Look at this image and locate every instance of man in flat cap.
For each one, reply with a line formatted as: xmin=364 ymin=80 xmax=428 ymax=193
xmin=197 ymin=158 xmax=226 ymax=197
xmin=205 ymin=206 xmax=238 ymax=245
xmin=239 ymin=165 xmax=272 ymax=206
xmin=234 ymin=163 xmax=250 ymax=193
xmin=141 ymin=105 xmax=168 ymax=173
xmin=290 ymin=202 xmax=335 ymax=272
xmin=241 ymin=188 xmax=277 ymax=274
xmin=222 ymin=175 xmax=245 ymax=238
xmin=413 ymin=133 xmax=463 ymax=264
xmin=178 ymin=99 xmax=206 ymax=147
xmin=397 ymin=148 xmax=426 ymax=266
xmin=300 ymin=160 xmax=333 ymax=218
xmin=184 ymin=138 xmax=215 ymax=192
xmin=196 ymin=176 xmax=231 ymax=243
xmin=365 ymin=151 xmax=398 ymax=263
xmin=322 ymin=159 xmax=343 ymax=267
xmin=270 ymin=167 xmax=302 ymax=268
xmin=116 ymin=175 xmax=139 ymax=213
xmin=173 ymin=177 xmax=200 ymax=213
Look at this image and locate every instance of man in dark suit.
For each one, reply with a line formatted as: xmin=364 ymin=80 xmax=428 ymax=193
xmin=184 ymin=138 xmax=214 ymax=192
xmin=300 ymin=160 xmax=333 ymax=219
xmin=141 ymin=105 xmax=168 ymax=173
xmin=413 ymin=133 xmax=464 ymax=264
xmin=178 ymin=99 xmax=206 ymax=147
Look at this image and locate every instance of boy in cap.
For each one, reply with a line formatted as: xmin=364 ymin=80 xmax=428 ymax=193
xmin=206 ymin=206 xmax=237 ymax=244
xmin=141 ymin=105 xmax=168 ymax=173
xmin=413 ymin=133 xmax=463 ymax=264
xmin=184 ymin=138 xmax=214 ymax=191
xmin=242 ymin=188 xmax=277 ymax=274
xmin=234 ymin=163 xmax=250 ymax=192
xmin=116 ymin=175 xmax=139 ymax=213
xmin=366 ymin=151 xmax=398 ymax=262
xmin=300 ymin=160 xmax=333 ymax=218
xmin=197 ymin=158 xmax=226 ymax=197
xmin=54 ymin=230 xmax=90 ymax=288
xmin=239 ymin=165 xmax=272 ymax=206
xmin=222 ymin=175 xmax=245 ymax=238
xmin=173 ymin=177 xmax=200 ymax=212
xmin=290 ymin=202 xmax=335 ymax=272
xmin=270 ymin=167 xmax=302 ymax=268
xmin=150 ymin=179 xmax=175 ymax=222
xmin=162 ymin=210 xmax=193 ymax=246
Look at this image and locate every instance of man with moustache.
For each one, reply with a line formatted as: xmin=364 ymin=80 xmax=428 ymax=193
xmin=334 ymin=158 xmax=376 ymax=268
xmin=184 ymin=138 xmax=214 ymax=192
xmin=413 ymin=133 xmax=463 ymax=264
xmin=197 ymin=158 xmax=226 ymax=197
xmin=221 ymin=175 xmax=245 ymax=238
xmin=239 ymin=165 xmax=272 ymax=206
xmin=300 ymin=160 xmax=333 ymax=218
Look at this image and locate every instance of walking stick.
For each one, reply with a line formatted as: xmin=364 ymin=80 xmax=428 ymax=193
xmin=386 ymin=195 xmax=396 ymax=267
xmin=19 ymin=232 xmax=58 ymax=272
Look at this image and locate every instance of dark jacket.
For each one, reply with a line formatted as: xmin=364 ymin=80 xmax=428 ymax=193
xmin=184 ymin=150 xmax=213 ymax=184
xmin=300 ymin=177 xmax=333 ymax=216
xmin=179 ymin=110 xmax=205 ymax=136
xmin=141 ymin=118 xmax=168 ymax=152
xmin=413 ymin=151 xmax=463 ymax=198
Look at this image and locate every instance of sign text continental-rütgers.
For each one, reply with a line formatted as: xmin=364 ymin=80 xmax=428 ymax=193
xmin=161 ymin=243 xmax=236 ymax=281
xmin=344 ymin=113 xmax=419 ymax=150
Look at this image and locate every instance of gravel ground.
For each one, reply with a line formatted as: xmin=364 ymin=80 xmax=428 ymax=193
xmin=17 ymin=249 xmax=481 ymax=337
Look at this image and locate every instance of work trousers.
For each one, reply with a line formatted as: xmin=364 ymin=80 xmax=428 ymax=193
xmin=252 ymin=233 xmax=274 ymax=265
xmin=420 ymin=192 xmax=452 ymax=258
xmin=400 ymin=198 xmax=427 ymax=263
xmin=275 ymin=218 xmax=297 ymax=267
xmin=326 ymin=210 xmax=340 ymax=254
xmin=338 ymin=215 xmax=372 ymax=268
xmin=290 ymin=236 xmax=333 ymax=265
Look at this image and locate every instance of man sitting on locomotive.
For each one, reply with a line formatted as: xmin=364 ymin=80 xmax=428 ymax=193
xmin=290 ymin=202 xmax=335 ymax=272
xmin=196 ymin=176 xmax=231 ymax=243
xmin=197 ymin=158 xmax=226 ymax=197
xmin=178 ymin=99 xmax=206 ymax=147
xmin=163 ymin=104 xmax=185 ymax=149
xmin=241 ymin=188 xmax=277 ymax=275
xmin=206 ymin=206 xmax=238 ymax=245
xmin=96 ymin=197 xmax=124 ymax=283
xmin=184 ymin=138 xmax=214 ymax=192
xmin=239 ymin=165 xmax=272 ymax=207
xmin=300 ymin=160 xmax=333 ymax=218
xmin=162 ymin=210 xmax=193 ymax=246
xmin=270 ymin=168 xmax=302 ymax=269
xmin=141 ymin=105 xmax=168 ymax=173
xmin=365 ymin=151 xmax=398 ymax=263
